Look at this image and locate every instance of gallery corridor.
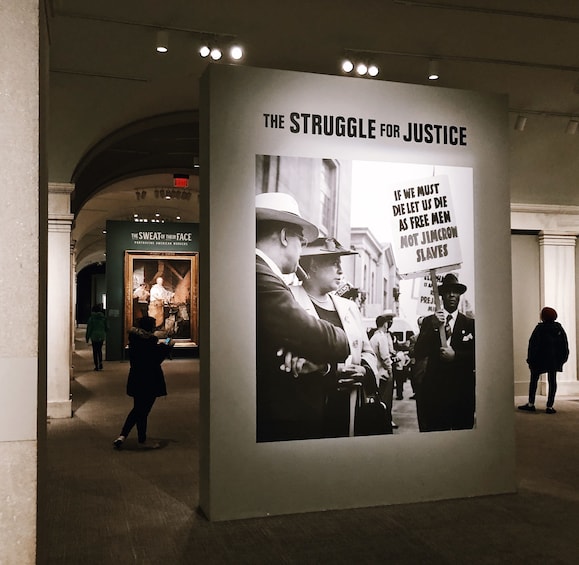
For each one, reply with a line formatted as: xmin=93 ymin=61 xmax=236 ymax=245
xmin=44 ymin=331 xmax=579 ymax=564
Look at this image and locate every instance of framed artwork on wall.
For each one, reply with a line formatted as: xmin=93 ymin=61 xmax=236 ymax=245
xmin=123 ymin=251 xmax=199 ymax=346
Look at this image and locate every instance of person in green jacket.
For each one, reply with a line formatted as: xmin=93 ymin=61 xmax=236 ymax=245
xmin=86 ymin=303 xmax=108 ymax=371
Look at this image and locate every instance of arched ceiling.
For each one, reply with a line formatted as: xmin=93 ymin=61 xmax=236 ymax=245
xmin=73 ymin=172 xmax=199 ymax=272
xmin=47 ymin=0 xmax=579 ymax=270
xmin=71 ymin=111 xmax=199 ymax=214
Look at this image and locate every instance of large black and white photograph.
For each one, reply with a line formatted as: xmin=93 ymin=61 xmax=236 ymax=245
xmin=255 ymin=154 xmax=475 ymax=442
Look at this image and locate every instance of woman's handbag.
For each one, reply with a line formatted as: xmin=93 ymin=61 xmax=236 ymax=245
xmin=354 ymin=391 xmax=393 ymax=436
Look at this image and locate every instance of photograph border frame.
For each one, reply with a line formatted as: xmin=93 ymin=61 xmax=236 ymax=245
xmin=123 ymin=250 xmax=199 ymax=347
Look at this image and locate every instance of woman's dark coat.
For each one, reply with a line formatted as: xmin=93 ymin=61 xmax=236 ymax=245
xmin=126 ymin=327 xmax=170 ymax=397
xmin=527 ymin=321 xmax=569 ymax=373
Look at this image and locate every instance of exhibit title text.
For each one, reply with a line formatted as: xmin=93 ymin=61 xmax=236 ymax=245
xmin=262 ymin=112 xmax=467 ymax=146
xmin=130 ymin=231 xmax=193 ymax=247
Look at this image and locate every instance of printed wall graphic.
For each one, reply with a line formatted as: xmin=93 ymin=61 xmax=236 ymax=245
xmin=200 ymin=64 xmax=513 ymax=522
xmin=124 ymin=251 xmax=199 ymax=347
xmin=105 ymin=221 xmax=199 ymax=360
xmin=255 ymin=156 xmax=475 ymax=441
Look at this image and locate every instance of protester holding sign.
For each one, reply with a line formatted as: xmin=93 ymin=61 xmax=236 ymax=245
xmin=413 ymin=273 xmax=475 ymax=431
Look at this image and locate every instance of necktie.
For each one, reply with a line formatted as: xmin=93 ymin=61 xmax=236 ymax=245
xmin=445 ymin=314 xmax=452 ymax=339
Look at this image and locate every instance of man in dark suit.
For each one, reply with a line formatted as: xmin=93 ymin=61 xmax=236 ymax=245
xmin=414 ymin=273 xmax=475 ymax=432
xmin=255 ymin=192 xmax=350 ymax=442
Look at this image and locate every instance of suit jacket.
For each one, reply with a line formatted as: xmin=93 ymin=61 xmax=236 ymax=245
xmin=256 ymin=256 xmax=350 ymax=442
xmin=414 ymin=311 xmax=475 ymax=431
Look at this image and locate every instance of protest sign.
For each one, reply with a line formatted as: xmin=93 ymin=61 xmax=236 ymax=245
xmin=414 ymin=273 xmax=443 ymax=317
xmin=387 ymin=175 xmax=462 ymax=277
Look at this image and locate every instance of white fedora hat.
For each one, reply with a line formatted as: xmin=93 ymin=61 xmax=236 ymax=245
xmin=256 ymin=192 xmax=319 ymax=242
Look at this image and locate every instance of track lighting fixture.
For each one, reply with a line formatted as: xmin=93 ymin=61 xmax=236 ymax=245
xmin=341 ymin=54 xmax=379 ymax=78
xmin=155 ymin=30 xmax=169 ymax=53
xmin=197 ymin=38 xmax=243 ymax=62
xmin=230 ymin=45 xmax=244 ymax=60
xmin=341 ymin=58 xmax=354 ymax=73
xmin=514 ymin=115 xmax=527 ymax=131
xmin=511 ymin=110 xmax=579 ymax=134
xmin=356 ymin=62 xmax=368 ymax=76
xmin=199 ymin=44 xmax=211 ymax=58
xmin=428 ymin=59 xmax=439 ymax=80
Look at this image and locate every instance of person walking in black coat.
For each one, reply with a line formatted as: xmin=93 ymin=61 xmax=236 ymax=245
xmin=519 ymin=306 xmax=569 ymax=414
xmin=113 ymin=316 xmax=172 ymax=449
xmin=86 ymin=303 xmax=108 ymax=371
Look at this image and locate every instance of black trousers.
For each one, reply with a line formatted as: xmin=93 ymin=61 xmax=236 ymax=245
xmin=528 ymin=369 xmax=557 ymax=408
xmin=91 ymin=340 xmax=103 ymax=369
xmin=378 ymin=373 xmax=394 ymax=423
xmin=120 ymin=395 xmax=157 ymax=443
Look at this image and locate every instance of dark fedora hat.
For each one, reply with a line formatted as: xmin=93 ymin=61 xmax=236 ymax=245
xmin=299 ymin=237 xmax=357 ymax=257
xmin=438 ymin=273 xmax=467 ymax=295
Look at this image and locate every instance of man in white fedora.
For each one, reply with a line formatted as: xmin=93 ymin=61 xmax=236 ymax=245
xmin=255 ymin=192 xmax=350 ymax=442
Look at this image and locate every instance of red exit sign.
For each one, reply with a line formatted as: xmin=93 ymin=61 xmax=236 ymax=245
xmin=173 ymin=174 xmax=189 ymax=188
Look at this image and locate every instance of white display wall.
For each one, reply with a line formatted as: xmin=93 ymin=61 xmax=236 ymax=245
xmin=199 ymin=64 xmax=515 ymax=520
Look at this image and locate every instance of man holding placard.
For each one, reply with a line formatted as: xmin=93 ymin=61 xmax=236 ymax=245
xmin=413 ymin=273 xmax=475 ymax=431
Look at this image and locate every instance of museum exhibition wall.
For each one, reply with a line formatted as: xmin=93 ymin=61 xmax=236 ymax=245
xmin=199 ymin=65 xmax=514 ymax=520
xmin=105 ymin=220 xmax=199 ymax=360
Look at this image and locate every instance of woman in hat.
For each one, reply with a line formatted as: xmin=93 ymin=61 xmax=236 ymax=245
xmin=290 ymin=237 xmax=385 ymax=437
xmin=518 ymin=307 xmax=569 ymax=414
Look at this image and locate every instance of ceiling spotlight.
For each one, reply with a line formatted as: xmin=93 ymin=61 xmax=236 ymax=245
xmin=156 ymin=30 xmax=169 ymax=53
xmin=210 ymin=47 xmax=222 ymax=61
xmin=428 ymin=59 xmax=439 ymax=80
xmin=342 ymin=58 xmax=354 ymax=73
xmin=368 ymin=64 xmax=379 ymax=77
xmin=566 ymin=119 xmax=578 ymax=135
xmin=514 ymin=115 xmax=527 ymax=131
xmin=355 ymin=62 xmax=368 ymax=76
xmin=230 ymin=45 xmax=244 ymax=60
xmin=199 ymin=44 xmax=210 ymax=58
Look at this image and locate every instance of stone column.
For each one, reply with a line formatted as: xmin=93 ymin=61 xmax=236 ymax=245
xmin=539 ymin=232 xmax=578 ymax=394
xmin=47 ymin=183 xmax=74 ymax=418
xmin=0 ymin=1 xmax=42 ymax=563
